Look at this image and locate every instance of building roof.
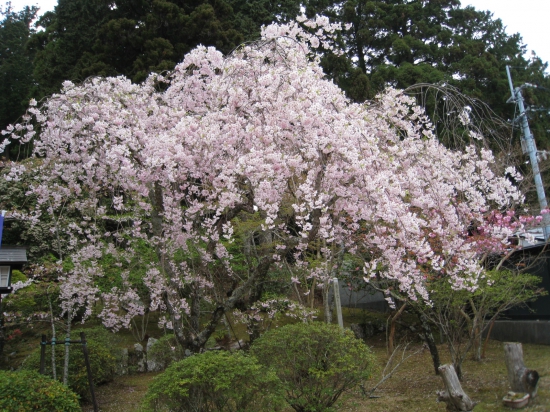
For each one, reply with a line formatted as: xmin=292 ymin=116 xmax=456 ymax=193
xmin=0 ymin=247 xmax=28 ymax=264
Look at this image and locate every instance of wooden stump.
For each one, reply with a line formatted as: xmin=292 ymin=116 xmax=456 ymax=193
xmin=437 ymin=364 xmax=476 ymax=411
xmin=504 ymin=342 xmax=539 ymax=398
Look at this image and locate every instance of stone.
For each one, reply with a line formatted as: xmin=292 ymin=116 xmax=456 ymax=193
xmin=146 ymin=338 xmax=164 ymax=372
xmin=114 ymin=348 xmax=129 ymax=375
xmin=133 ymin=343 xmax=145 ymax=372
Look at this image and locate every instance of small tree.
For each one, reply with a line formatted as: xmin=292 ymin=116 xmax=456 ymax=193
xmin=418 ymin=269 xmax=545 ymax=379
xmin=251 ymin=322 xmax=376 ymax=412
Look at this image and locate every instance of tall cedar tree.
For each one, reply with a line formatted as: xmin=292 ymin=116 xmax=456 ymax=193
xmin=0 ymin=4 xmax=38 ymax=139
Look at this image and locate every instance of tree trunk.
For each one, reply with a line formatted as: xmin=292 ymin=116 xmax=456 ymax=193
xmin=0 ymin=297 xmax=5 ymax=358
xmin=63 ymin=313 xmax=71 ymax=385
xmin=323 ymin=279 xmax=333 ymax=324
xmin=481 ymin=317 xmax=496 ymax=359
xmin=437 ymin=364 xmax=476 ymax=411
xmin=388 ymin=302 xmax=406 ymax=354
xmin=48 ymin=293 xmax=57 ymax=380
xmin=504 ymin=342 xmax=539 ymax=398
xmin=414 ymin=310 xmax=441 ymax=375
xmin=0 ymin=326 xmax=4 ymax=358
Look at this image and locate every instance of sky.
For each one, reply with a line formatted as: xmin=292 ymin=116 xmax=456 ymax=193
xmin=6 ymin=0 xmax=550 ymax=65
xmin=465 ymin=0 xmax=550 ymax=65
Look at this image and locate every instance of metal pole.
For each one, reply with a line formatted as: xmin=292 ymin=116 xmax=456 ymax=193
xmin=506 ymin=66 xmax=550 ymax=239
xmin=80 ymin=332 xmax=98 ymax=412
xmin=332 ymin=278 xmax=344 ymax=330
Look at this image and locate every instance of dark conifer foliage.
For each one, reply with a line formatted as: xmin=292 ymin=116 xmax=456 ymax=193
xmin=0 ymin=3 xmax=38 ymax=134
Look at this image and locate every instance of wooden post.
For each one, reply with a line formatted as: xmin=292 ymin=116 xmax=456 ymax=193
xmin=504 ymin=342 xmax=539 ymax=398
xmin=80 ymin=332 xmax=98 ymax=412
xmin=39 ymin=335 xmax=47 ymax=375
xmin=332 ymin=278 xmax=344 ymax=330
xmin=437 ymin=364 xmax=476 ymax=411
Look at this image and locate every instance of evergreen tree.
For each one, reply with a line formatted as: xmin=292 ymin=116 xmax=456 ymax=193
xmin=228 ymin=0 xmax=301 ymax=39
xmin=0 ymin=3 xmax=38 ymax=134
xmin=29 ymin=0 xmax=245 ymax=92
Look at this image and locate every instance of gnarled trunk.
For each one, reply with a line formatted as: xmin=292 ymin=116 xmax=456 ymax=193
xmin=437 ymin=364 xmax=476 ymax=411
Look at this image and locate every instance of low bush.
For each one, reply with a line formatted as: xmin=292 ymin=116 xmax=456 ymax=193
xmin=0 ymin=370 xmax=80 ymax=411
xmin=20 ymin=327 xmax=116 ymax=400
xmin=142 ymin=350 xmax=284 ymax=412
xmin=251 ymin=322 xmax=376 ymax=412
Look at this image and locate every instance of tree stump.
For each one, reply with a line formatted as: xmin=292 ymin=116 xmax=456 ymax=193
xmin=437 ymin=364 xmax=476 ymax=411
xmin=504 ymin=342 xmax=539 ymax=398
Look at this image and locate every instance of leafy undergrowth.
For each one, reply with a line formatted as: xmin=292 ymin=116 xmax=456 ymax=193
xmin=80 ymin=337 xmax=549 ymax=412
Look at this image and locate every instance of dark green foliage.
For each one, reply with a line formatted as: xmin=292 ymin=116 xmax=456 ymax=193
xmin=0 ymin=4 xmax=38 ymax=158
xmin=228 ymin=0 xmax=300 ymax=39
xmin=143 ymin=350 xmax=284 ymax=412
xmin=20 ymin=328 xmax=116 ymax=400
xmin=0 ymin=370 xmax=80 ymax=411
xmin=251 ymin=322 xmax=376 ymax=412
xmin=29 ymin=0 xmax=245 ymax=92
xmin=147 ymin=334 xmax=185 ymax=369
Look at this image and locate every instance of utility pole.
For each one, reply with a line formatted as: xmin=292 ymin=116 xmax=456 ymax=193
xmin=506 ymin=66 xmax=550 ymax=240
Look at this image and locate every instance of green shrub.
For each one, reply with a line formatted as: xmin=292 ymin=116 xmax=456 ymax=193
xmin=143 ymin=351 xmax=284 ymax=412
xmin=20 ymin=328 xmax=116 ymax=400
xmin=147 ymin=334 xmax=185 ymax=369
xmin=0 ymin=370 xmax=80 ymax=411
xmin=251 ymin=322 xmax=376 ymax=412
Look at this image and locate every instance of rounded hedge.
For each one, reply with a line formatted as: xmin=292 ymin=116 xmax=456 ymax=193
xmin=250 ymin=322 xmax=376 ymax=412
xmin=143 ymin=350 xmax=284 ymax=412
xmin=0 ymin=370 xmax=80 ymax=411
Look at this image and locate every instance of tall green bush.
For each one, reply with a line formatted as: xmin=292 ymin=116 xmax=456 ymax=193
xmin=0 ymin=370 xmax=80 ymax=411
xmin=251 ymin=322 xmax=376 ymax=412
xmin=142 ymin=351 xmax=284 ymax=412
xmin=20 ymin=328 xmax=116 ymax=400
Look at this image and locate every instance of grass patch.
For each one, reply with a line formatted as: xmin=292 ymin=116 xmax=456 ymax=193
xmin=336 ymin=339 xmax=550 ymax=412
